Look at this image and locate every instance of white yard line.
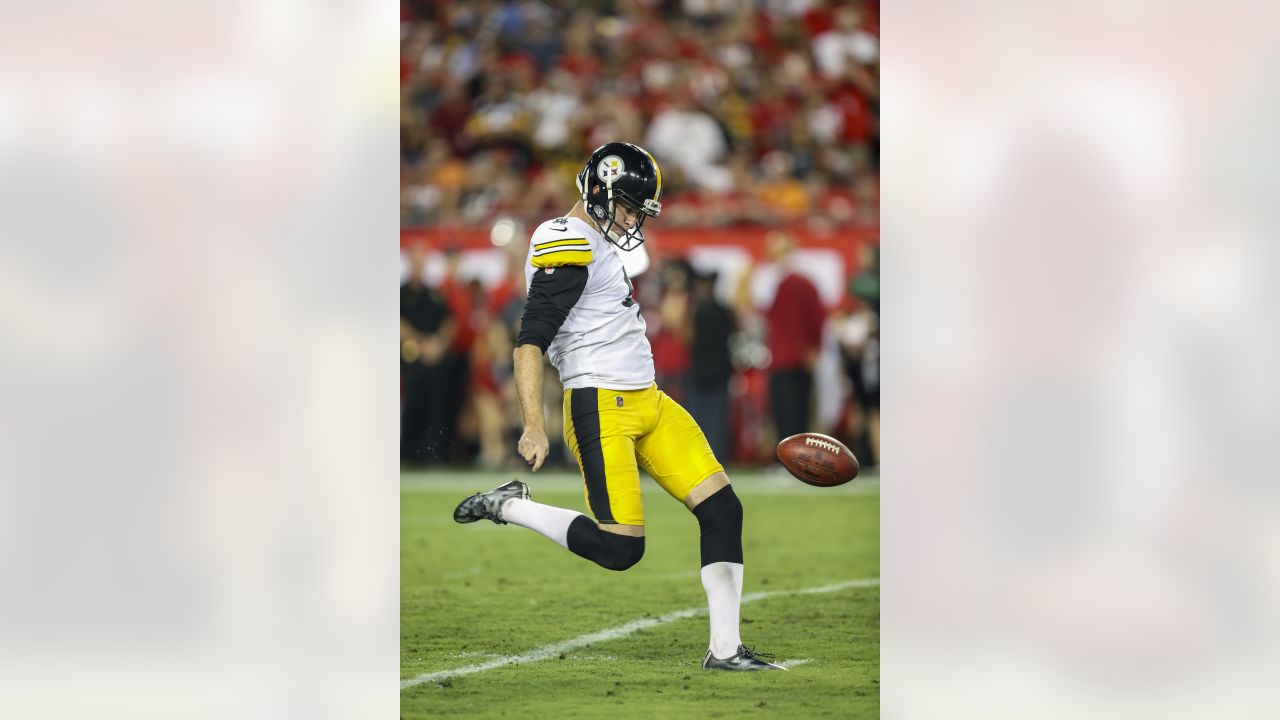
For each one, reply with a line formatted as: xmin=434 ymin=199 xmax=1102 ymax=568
xmin=400 ymin=577 xmax=879 ymax=690
xmin=778 ymin=658 xmax=813 ymax=669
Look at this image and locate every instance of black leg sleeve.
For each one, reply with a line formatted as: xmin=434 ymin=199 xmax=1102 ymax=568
xmin=565 ymin=515 xmax=645 ymax=571
xmin=692 ymin=485 xmax=744 ymax=566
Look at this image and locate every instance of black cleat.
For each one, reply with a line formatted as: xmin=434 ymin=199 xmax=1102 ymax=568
xmin=453 ymin=480 xmax=530 ymax=525
xmin=702 ymin=645 xmax=788 ymax=671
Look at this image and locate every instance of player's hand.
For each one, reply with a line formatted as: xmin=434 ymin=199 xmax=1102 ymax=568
xmin=517 ymin=429 xmax=549 ymax=472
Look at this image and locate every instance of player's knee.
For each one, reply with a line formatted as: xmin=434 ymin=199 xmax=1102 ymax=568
xmin=693 ymin=484 xmax=743 ymax=533
xmin=692 ymin=485 xmax=743 ymax=566
xmin=599 ymin=532 xmax=645 ymax=571
xmin=567 ymin=516 xmax=646 ymax=571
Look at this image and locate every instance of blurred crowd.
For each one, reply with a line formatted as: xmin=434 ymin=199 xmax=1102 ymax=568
xmin=401 ymin=0 xmax=879 ymax=230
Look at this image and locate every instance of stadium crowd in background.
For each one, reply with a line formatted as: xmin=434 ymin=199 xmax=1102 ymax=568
xmin=400 ymin=0 xmax=879 ymax=231
xmin=400 ymin=0 xmax=880 ymax=470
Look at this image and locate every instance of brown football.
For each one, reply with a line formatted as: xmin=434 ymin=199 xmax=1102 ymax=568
xmin=776 ymin=433 xmax=860 ymax=487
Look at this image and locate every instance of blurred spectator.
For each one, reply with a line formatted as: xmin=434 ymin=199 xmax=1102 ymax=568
xmin=764 ymin=231 xmax=826 ymax=441
xmin=400 ymin=245 xmax=457 ymax=464
xmin=755 ymin=150 xmax=810 ymax=224
xmin=458 ymin=277 xmax=506 ymax=469
xmin=652 ymin=259 xmax=695 ymax=403
xmin=644 ymin=88 xmax=732 ymax=192
xmin=519 ymin=12 xmax=563 ymax=73
xmin=835 ymin=297 xmax=880 ymax=468
xmin=687 ymin=269 xmax=737 ymax=461
xmin=528 ymin=69 xmax=581 ymax=151
xmin=428 ymin=82 xmax=473 ymax=156
xmin=446 ymin=274 xmax=487 ymax=453
xmin=811 ymin=4 xmax=879 ymax=79
xmin=850 ymin=242 xmax=880 ymax=312
xmin=748 ymin=76 xmax=793 ymax=158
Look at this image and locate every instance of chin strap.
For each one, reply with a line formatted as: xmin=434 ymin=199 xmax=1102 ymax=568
xmin=604 ymin=163 xmax=619 ymax=239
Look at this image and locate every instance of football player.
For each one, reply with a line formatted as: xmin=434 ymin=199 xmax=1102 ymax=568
xmin=454 ymin=142 xmax=785 ymax=671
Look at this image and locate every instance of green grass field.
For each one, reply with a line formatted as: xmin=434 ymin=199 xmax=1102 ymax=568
xmin=402 ymin=469 xmax=879 ymax=719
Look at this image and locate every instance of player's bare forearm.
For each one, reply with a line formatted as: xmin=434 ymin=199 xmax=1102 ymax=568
xmin=513 ymin=343 xmax=550 ymax=471
xmin=513 ymin=343 xmax=545 ymax=432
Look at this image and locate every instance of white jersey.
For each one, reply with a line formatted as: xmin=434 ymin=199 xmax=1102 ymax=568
xmin=523 ymin=216 xmax=654 ymax=390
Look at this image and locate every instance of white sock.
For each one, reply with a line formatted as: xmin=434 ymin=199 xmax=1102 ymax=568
xmin=701 ymin=561 xmax=744 ymax=658
xmin=500 ymin=497 xmax=583 ymax=550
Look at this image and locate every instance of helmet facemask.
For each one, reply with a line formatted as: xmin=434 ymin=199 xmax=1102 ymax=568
xmin=578 ymin=154 xmax=662 ymax=252
xmin=594 ymin=191 xmax=649 ymax=252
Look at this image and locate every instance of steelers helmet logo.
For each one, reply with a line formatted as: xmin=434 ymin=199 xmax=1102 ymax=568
xmin=596 ymin=155 xmax=625 ymax=184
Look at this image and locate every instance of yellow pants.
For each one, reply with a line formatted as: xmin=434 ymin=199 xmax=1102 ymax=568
xmin=562 ymin=384 xmax=724 ymax=526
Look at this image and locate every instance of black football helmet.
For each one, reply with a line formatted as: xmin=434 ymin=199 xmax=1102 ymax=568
xmin=575 ymin=142 xmax=663 ymax=251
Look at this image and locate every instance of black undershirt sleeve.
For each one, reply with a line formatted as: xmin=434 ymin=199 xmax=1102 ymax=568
xmin=516 ymin=265 xmax=589 ymax=352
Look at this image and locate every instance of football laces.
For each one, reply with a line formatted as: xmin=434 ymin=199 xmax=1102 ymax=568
xmin=804 ymin=437 xmax=840 ymax=454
